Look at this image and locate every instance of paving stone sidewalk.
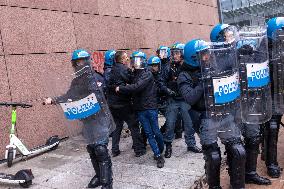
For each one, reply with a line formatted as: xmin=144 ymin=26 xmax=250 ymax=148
xmin=0 ymin=133 xmax=206 ymax=189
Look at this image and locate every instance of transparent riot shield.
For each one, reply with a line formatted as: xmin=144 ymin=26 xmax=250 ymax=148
xmin=44 ymin=64 xmax=115 ymax=144
xmin=199 ymin=42 xmax=241 ymax=123
xmin=270 ymin=29 xmax=284 ymax=114
xmin=238 ymin=27 xmax=272 ymax=124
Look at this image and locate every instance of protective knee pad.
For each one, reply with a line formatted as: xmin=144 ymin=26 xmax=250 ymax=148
xmin=94 ymin=145 xmax=110 ymax=161
xmin=226 ymin=142 xmax=246 ymax=189
xmin=87 ymin=144 xmax=97 ymax=159
xmin=202 ymin=143 xmax=221 ymax=188
xmin=245 ymin=136 xmax=260 ymax=153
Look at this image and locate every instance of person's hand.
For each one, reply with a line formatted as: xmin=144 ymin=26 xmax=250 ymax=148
xmin=97 ymin=81 xmax=102 ymax=87
xmin=167 ymin=89 xmax=177 ymax=97
xmin=115 ymin=86 xmax=120 ymax=93
xmin=44 ymin=97 xmax=53 ymax=105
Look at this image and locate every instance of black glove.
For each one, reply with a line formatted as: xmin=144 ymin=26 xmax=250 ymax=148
xmin=191 ymin=71 xmax=202 ymax=87
xmin=239 ymin=44 xmax=254 ymax=55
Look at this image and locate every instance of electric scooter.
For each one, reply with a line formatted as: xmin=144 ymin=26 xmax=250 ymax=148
xmin=0 ymin=102 xmax=60 ymax=167
xmin=0 ymin=169 xmax=34 ymax=188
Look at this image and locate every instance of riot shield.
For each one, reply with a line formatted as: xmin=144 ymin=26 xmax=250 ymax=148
xmin=270 ymin=29 xmax=284 ymax=114
xmin=238 ymin=27 xmax=272 ymax=124
xmin=44 ymin=64 xmax=115 ymax=144
xmin=199 ymin=42 xmax=241 ymax=123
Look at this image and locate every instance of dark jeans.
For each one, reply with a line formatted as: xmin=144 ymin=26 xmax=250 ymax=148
xmin=174 ymin=112 xmax=184 ymax=135
xmin=159 ymin=103 xmax=184 ymax=136
xmin=138 ymin=109 xmax=164 ymax=157
xmin=164 ymin=99 xmax=197 ymax=146
xmin=189 ymin=110 xmax=201 ymax=134
xmin=110 ymin=106 xmax=145 ymax=154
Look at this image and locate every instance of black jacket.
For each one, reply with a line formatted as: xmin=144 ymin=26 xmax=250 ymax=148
xmin=152 ymin=71 xmax=168 ymax=97
xmin=107 ymin=63 xmax=133 ymax=108
xmin=177 ymin=69 xmax=205 ymax=111
xmin=161 ymin=62 xmax=183 ymax=100
xmin=118 ymin=69 xmax=158 ymax=111
xmin=103 ymin=66 xmax=112 ymax=86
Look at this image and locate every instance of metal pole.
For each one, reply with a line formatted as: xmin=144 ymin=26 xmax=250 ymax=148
xmin=217 ymin=0 xmax=224 ymax=23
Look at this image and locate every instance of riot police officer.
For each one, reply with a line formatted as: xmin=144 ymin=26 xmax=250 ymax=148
xmin=156 ymin=45 xmax=184 ymax=138
xmin=261 ymin=17 xmax=284 ymax=178
xmin=45 ymin=49 xmax=114 ymax=189
xmin=103 ymin=50 xmax=116 ymax=87
xmin=178 ymin=39 xmax=246 ymax=189
xmin=156 ymin=46 xmax=171 ymax=134
xmin=156 ymin=45 xmax=171 ymax=75
xmin=211 ymin=24 xmax=271 ymax=185
xmin=162 ymin=42 xmax=201 ymax=159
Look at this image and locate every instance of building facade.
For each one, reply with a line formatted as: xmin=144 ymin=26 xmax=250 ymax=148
xmin=219 ymin=0 xmax=284 ymax=26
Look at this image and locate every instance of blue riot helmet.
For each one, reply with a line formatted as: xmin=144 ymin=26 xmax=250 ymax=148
xmin=71 ymin=49 xmax=91 ymax=68
xmin=104 ymin=50 xmax=116 ymax=67
xmin=267 ymin=17 xmax=284 ymax=40
xmin=170 ymin=42 xmax=185 ymax=63
xmin=184 ymin=39 xmax=209 ymax=68
xmin=147 ymin=56 xmax=161 ymax=73
xmin=210 ymin=24 xmax=239 ymax=43
xmin=130 ymin=51 xmax=147 ymax=69
xmin=156 ymin=46 xmax=170 ymax=61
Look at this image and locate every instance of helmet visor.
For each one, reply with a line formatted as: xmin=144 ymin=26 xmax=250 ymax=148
xmin=159 ymin=49 xmax=169 ymax=59
xmin=132 ymin=57 xmax=144 ymax=69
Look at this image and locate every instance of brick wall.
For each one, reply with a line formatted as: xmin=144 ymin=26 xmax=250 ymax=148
xmin=0 ymin=0 xmax=219 ymax=158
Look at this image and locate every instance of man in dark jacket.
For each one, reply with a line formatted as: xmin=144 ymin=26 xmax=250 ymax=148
xmin=107 ymin=51 xmax=146 ymax=157
xmin=116 ymin=53 xmax=165 ymax=168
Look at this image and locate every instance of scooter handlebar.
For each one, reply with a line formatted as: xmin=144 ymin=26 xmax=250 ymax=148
xmin=0 ymin=102 xmax=32 ymax=108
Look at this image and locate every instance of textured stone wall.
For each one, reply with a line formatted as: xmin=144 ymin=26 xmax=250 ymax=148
xmin=0 ymin=0 xmax=218 ymax=158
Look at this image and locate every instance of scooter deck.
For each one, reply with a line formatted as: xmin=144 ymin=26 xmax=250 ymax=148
xmin=0 ymin=173 xmax=26 ymax=184
xmin=0 ymin=173 xmax=15 ymax=180
xmin=0 ymin=136 xmax=68 ymax=164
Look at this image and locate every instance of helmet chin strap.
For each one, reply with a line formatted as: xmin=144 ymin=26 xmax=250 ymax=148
xmin=73 ymin=65 xmax=90 ymax=77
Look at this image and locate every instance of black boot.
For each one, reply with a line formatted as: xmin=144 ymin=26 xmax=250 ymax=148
xmin=99 ymin=160 xmax=113 ymax=189
xmin=225 ymin=141 xmax=246 ymax=189
xmin=244 ymin=137 xmax=271 ymax=185
xmin=155 ymin=155 xmax=165 ymax=168
xmin=264 ymin=119 xmax=281 ymax=178
xmin=94 ymin=145 xmax=113 ymax=189
xmin=164 ymin=142 xmax=172 ymax=158
xmin=87 ymin=145 xmax=101 ymax=188
xmin=175 ymin=132 xmax=183 ymax=139
xmin=202 ymin=143 xmax=222 ymax=189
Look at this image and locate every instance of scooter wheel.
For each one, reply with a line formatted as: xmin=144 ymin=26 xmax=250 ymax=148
xmin=7 ymin=148 xmax=14 ymax=167
xmin=15 ymin=170 xmax=33 ymax=188
xmin=46 ymin=135 xmax=60 ymax=150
